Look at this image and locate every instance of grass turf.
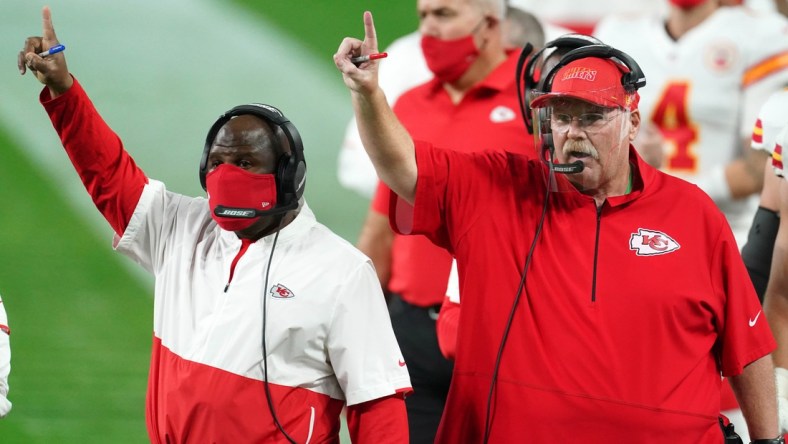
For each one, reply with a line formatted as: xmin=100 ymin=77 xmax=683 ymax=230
xmin=0 ymin=123 xmax=152 ymax=443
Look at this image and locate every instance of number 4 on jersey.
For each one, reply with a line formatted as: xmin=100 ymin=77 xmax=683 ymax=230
xmin=651 ymin=82 xmax=699 ymax=172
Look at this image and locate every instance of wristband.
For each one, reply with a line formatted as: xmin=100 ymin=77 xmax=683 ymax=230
xmin=750 ymin=437 xmax=785 ymax=444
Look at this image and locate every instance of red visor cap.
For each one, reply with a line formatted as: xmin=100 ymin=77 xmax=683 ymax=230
xmin=530 ymin=57 xmax=640 ymax=110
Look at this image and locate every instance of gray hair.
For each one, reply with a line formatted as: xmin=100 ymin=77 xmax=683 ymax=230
xmin=503 ymin=5 xmax=544 ymax=48
xmin=470 ymin=0 xmax=506 ymax=20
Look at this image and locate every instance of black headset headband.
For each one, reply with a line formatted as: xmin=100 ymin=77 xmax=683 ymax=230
xmin=523 ymin=34 xmax=604 ymax=90
xmin=199 ymin=103 xmax=307 ymax=209
xmin=540 ymin=44 xmax=647 ymax=96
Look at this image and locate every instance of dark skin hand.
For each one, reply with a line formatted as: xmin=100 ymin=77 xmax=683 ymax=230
xmin=207 ymin=115 xmax=299 ymax=241
xmin=18 ymin=6 xmax=73 ymax=98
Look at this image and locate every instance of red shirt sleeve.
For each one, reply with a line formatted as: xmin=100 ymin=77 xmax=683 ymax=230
xmin=41 ymin=77 xmax=147 ymax=236
xmin=437 ymin=296 xmax=460 ymax=361
xmin=345 ymin=394 xmax=408 ymax=443
xmin=371 ymin=180 xmax=391 ymax=215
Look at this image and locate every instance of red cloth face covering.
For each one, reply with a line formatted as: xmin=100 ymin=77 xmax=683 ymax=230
xmin=206 ymin=164 xmax=278 ymax=231
xmin=421 ymin=34 xmax=480 ymax=83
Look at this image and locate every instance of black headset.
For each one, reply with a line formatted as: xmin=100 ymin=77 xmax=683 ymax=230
xmin=199 ymin=103 xmax=307 ymax=215
xmin=540 ymin=44 xmax=647 ymax=96
xmin=516 ymin=34 xmax=604 ymax=134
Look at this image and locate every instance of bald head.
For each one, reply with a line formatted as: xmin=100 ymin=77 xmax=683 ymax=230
xmin=216 ymin=115 xmax=283 ymax=155
xmin=207 ymin=115 xmax=285 ymax=176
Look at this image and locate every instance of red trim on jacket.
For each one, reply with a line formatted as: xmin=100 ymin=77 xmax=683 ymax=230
xmin=346 ymin=394 xmax=408 ymax=443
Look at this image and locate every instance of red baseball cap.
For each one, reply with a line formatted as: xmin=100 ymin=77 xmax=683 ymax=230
xmin=530 ymin=57 xmax=639 ymax=110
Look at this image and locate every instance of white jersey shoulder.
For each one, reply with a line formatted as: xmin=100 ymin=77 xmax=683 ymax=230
xmin=752 ymin=89 xmax=788 ymax=153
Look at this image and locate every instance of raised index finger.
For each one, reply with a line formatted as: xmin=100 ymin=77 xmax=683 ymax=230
xmin=363 ymin=11 xmax=378 ymax=52
xmin=41 ymin=6 xmax=58 ymax=42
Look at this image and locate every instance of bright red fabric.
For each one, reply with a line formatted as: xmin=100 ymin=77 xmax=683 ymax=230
xmin=371 ymin=52 xmax=535 ymax=307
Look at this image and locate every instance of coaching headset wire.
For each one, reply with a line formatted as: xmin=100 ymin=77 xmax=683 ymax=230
xmin=481 ymin=47 xmax=556 ymax=444
xmin=481 ymin=163 xmax=553 ymax=444
xmin=260 ymin=216 xmax=298 ymax=444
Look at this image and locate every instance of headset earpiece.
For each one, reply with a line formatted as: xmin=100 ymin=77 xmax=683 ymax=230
xmin=199 ymin=104 xmax=307 ymax=210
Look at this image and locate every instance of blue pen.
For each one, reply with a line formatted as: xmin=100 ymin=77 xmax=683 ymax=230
xmin=38 ymin=44 xmax=65 ymax=58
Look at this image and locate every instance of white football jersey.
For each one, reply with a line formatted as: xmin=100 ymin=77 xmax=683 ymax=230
xmin=596 ymin=7 xmax=788 ymax=245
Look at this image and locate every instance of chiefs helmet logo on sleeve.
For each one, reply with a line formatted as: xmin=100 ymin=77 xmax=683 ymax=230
xmin=629 ymin=228 xmax=680 ymax=256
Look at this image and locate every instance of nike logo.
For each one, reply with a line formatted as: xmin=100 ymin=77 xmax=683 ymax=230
xmin=749 ymin=310 xmax=762 ymax=327
xmin=398 ymin=360 xmax=406 ymax=367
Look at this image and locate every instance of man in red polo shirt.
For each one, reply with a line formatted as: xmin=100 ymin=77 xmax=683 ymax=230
xmin=336 ymin=11 xmax=781 ymax=443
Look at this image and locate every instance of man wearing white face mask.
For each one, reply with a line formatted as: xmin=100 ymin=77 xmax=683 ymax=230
xmin=19 ymin=7 xmax=412 ymax=443
xmin=354 ymin=1 xmax=535 ymax=442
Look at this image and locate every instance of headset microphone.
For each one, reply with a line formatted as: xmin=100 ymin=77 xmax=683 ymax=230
xmin=541 ymin=132 xmax=585 ymax=174
xmin=213 ymin=200 xmax=298 ymax=219
xmin=551 ymin=160 xmax=584 ymax=174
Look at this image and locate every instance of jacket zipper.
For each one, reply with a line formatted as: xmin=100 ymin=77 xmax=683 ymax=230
xmin=224 ymin=238 xmax=253 ymax=292
xmin=591 ymin=205 xmax=603 ymax=302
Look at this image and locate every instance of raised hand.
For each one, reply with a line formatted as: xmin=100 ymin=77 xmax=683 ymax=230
xmin=18 ymin=6 xmax=73 ymax=97
xmin=333 ymin=11 xmax=381 ymax=95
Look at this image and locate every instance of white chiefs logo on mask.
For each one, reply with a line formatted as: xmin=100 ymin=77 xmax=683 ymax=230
xmin=629 ymin=228 xmax=680 ymax=256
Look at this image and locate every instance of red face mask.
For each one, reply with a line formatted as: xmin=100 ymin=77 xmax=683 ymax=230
xmin=668 ymin=0 xmax=707 ymax=8
xmin=421 ymin=33 xmax=480 ymax=83
xmin=206 ymin=164 xmax=278 ymax=232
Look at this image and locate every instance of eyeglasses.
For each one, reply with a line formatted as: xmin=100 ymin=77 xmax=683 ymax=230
xmin=550 ymin=111 xmax=622 ymax=133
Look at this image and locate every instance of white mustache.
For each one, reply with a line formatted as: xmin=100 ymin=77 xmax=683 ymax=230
xmin=562 ymin=140 xmax=599 ymax=160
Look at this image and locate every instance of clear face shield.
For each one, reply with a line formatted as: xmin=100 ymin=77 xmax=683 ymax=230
xmin=530 ymin=87 xmax=638 ymax=194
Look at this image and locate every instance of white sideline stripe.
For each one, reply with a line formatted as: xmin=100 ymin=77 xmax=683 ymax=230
xmin=0 ymin=0 xmax=351 ymax=257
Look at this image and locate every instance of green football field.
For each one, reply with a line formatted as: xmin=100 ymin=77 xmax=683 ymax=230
xmin=0 ymin=1 xmax=415 ymax=442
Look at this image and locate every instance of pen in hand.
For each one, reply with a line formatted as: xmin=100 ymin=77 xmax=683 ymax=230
xmin=38 ymin=44 xmax=65 ymax=58
xmin=351 ymin=52 xmax=387 ymax=67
